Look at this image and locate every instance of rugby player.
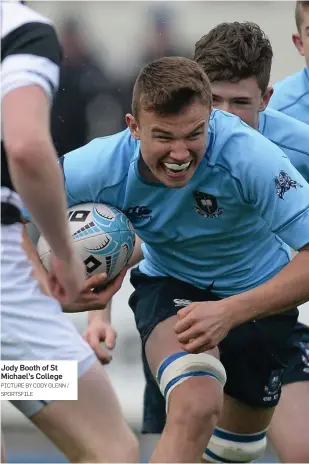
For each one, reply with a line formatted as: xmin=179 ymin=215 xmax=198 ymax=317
xmin=32 ymin=56 xmax=309 ymax=462
xmin=269 ymin=1 xmax=309 ymax=124
xmin=1 ymin=2 xmax=138 ymax=462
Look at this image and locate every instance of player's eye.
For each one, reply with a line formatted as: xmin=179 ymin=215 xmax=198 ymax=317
xmin=155 ymin=135 xmax=172 ymax=141
xmin=235 ymin=100 xmax=249 ymax=105
xmin=187 ymin=132 xmax=203 ymax=140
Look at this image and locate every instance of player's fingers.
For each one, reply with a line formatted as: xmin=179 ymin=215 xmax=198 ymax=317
xmin=177 ymin=302 xmax=198 ymax=319
xmin=174 ymin=314 xmax=194 ymax=334
xmin=176 ymin=326 xmax=200 ymax=344
xmin=82 ymin=329 xmax=90 ymax=344
xmin=87 ymin=331 xmax=111 ymax=363
xmin=82 ymin=273 xmax=108 ymax=292
xmin=109 ymin=268 xmax=127 ymax=289
xmin=177 ymin=321 xmax=206 ymax=343
xmin=94 ymin=344 xmax=112 ymax=364
xmin=92 ymin=268 xmax=127 ymax=304
xmin=180 ymin=337 xmax=212 ymax=353
xmin=104 ymin=327 xmax=117 ymax=350
xmin=49 ymin=275 xmax=68 ymax=303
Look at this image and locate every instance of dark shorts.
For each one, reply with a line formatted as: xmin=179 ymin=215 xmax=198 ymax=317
xmin=282 ymin=321 xmax=309 ymax=385
xmin=129 ymin=268 xmax=302 ymax=433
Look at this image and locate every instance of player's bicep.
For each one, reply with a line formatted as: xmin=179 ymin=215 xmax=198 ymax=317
xmin=2 ymin=85 xmax=51 ymax=156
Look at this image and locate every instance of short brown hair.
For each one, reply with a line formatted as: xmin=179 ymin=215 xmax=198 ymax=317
xmin=295 ymin=1 xmax=309 ymax=31
xmin=132 ymin=56 xmax=212 ymax=121
xmin=194 ymin=22 xmax=273 ymax=94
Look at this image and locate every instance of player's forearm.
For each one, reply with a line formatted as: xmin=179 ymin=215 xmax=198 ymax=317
xmin=9 ymin=141 xmax=73 ymax=261
xmin=226 ymin=244 xmax=309 ymax=326
xmin=22 ymin=226 xmax=51 ymax=295
xmin=88 ymin=300 xmax=112 ymax=325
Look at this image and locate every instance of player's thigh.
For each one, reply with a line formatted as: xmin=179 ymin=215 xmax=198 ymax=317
xmin=268 ymin=381 xmax=309 ymax=462
xmin=146 ymin=314 xmax=219 ymax=373
xmin=220 ymin=310 xmax=299 ymax=414
xmin=219 ymin=394 xmax=274 ymax=433
xmin=129 ymin=268 xmax=224 ymax=415
xmin=30 ymin=360 xmax=131 ymax=461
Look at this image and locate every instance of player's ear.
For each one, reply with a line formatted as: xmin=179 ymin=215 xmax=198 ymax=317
xmin=126 ymin=114 xmax=140 ymax=140
xmin=260 ymin=87 xmax=273 ymax=111
xmin=292 ymin=33 xmax=304 ymax=56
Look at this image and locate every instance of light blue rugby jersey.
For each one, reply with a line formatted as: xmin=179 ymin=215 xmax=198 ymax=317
xmin=269 ymin=68 xmax=309 ymax=125
xmin=259 ymin=108 xmax=309 ymax=182
xmin=57 ymin=110 xmax=309 ymax=298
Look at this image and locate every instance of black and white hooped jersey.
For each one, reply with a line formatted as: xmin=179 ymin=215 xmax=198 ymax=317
xmin=1 ymin=0 xmax=61 ymax=220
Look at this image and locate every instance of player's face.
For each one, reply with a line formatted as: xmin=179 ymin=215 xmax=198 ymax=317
xmin=126 ymin=100 xmax=209 ymax=188
xmin=293 ymin=8 xmax=309 ymax=66
xmin=210 ymin=78 xmax=273 ymax=129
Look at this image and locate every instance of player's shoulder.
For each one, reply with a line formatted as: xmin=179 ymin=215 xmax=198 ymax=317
xmin=1 ymin=2 xmax=53 ymax=37
xmin=270 ymin=68 xmax=309 ymax=109
xmin=259 ymin=108 xmax=309 ymax=160
xmin=207 ymin=109 xmax=283 ymax=171
xmin=261 ymin=107 xmax=309 ymax=134
xmin=1 ymin=1 xmax=60 ymax=67
xmin=67 ymin=128 xmax=137 ymax=159
xmin=63 ymin=128 xmax=138 ymax=183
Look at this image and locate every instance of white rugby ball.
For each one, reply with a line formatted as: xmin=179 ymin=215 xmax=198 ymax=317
xmin=37 ymin=203 xmax=135 ymax=282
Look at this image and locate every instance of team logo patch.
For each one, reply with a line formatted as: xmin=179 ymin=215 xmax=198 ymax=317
xmin=300 ymin=342 xmax=309 ymax=374
xmin=274 ymin=170 xmax=303 ymax=199
xmin=173 ymin=299 xmax=192 ymax=308
xmin=194 ymin=191 xmax=223 ymax=218
xmin=125 ymin=206 xmax=152 ymax=222
xmin=263 ymin=368 xmax=283 ymax=403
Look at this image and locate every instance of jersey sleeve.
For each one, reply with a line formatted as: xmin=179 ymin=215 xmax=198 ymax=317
xmin=237 ymin=133 xmax=309 ymax=251
xmin=1 ymin=21 xmax=61 ymax=101
xmin=21 ymin=130 xmax=136 ymax=221
xmin=61 ymin=130 xmax=135 ymax=208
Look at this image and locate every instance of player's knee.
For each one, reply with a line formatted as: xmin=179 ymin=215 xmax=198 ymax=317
xmin=204 ymin=427 xmax=267 ymax=463
xmin=157 ymin=352 xmax=226 ymax=427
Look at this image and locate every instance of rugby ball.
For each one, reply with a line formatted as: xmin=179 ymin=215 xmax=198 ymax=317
xmin=37 ymin=203 xmax=135 ymax=282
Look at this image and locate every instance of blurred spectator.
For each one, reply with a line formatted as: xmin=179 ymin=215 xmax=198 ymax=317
xmin=121 ymin=8 xmax=192 ymax=114
xmin=51 ymin=18 xmax=125 ymax=156
xmin=140 ymin=8 xmax=191 ymax=64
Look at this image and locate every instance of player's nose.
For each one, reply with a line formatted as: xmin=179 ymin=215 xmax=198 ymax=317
xmin=169 ymin=141 xmax=190 ymax=162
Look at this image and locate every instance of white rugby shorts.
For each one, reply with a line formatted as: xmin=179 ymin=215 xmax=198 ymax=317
xmin=1 ymin=222 xmax=97 ymax=417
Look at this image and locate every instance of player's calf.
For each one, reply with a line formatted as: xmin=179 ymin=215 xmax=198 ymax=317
xmin=30 ymin=362 xmax=139 ymax=463
xmin=1 ymin=430 xmax=6 ymax=464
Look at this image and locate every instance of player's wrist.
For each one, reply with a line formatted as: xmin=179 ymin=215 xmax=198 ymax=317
xmin=222 ymin=295 xmax=252 ymax=328
xmin=90 ymin=308 xmax=110 ymax=324
xmin=52 ymin=237 xmax=75 ymax=263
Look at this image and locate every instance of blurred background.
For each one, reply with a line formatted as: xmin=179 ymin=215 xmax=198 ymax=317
xmin=1 ymin=1 xmax=308 ymax=462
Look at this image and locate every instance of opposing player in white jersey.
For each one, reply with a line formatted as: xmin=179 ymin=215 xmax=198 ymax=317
xmin=1 ymin=2 xmax=138 ymax=462
xmin=269 ymin=1 xmax=309 ymax=124
xmin=24 ymin=56 xmax=309 ymax=463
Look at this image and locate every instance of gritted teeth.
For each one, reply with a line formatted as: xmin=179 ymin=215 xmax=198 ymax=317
xmin=164 ymin=161 xmax=191 ymax=171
